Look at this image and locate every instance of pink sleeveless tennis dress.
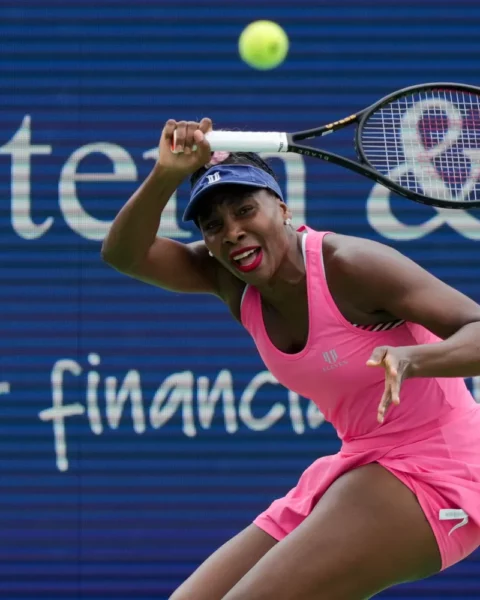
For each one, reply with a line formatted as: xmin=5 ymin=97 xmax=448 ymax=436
xmin=240 ymin=226 xmax=480 ymax=570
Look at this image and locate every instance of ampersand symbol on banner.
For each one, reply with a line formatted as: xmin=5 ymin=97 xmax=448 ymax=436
xmin=367 ymin=98 xmax=480 ymax=240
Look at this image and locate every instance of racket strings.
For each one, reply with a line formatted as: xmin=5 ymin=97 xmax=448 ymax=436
xmin=360 ymin=89 xmax=480 ymax=203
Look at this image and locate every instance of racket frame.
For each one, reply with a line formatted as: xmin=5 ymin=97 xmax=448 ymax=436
xmin=288 ymin=82 xmax=480 ymax=209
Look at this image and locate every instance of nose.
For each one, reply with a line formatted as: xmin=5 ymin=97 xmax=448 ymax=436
xmin=222 ymin=216 xmax=246 ymax=245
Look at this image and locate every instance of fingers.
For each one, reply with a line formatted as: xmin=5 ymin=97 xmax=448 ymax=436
xmin=367 ymin=345 xmax=407 ymax=423
xmin=377 ymin=383 xmax=394 ymax=423
xmin=366 ymin=345 xmax=388 ymax=367
xmin=165 ymin=118 xmax=213 ymax=155
xmin=377 ymin=392 xmax=400 ymax=423
xmin=193 ymin=116 xmax=213 ymax=144
xmin=173 ymin=120 xmax=188 ymax=154
xmin=390 ymin=376 xmax=401 ymax=405
xmin=183 ymin=121 xmax=200 ymax=155
xmin=377 ymin=363 xmax=401 ymax=423
xmin=199 ymin=117 xmax=213 ymax=134
xmin=384 ymin=355 xmax=398 ymax=379
xmin=193 ymin=125 xmax=213 ymax=161
xmin=162 ymin=119 xmax=177 ymax=143
xmin=378 ymin=368 xmax=390 ymax=423
xmin=377 ymin=397 xmax=389 ymax=423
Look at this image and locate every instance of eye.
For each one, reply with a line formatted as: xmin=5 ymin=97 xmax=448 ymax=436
xmin=238 ymin=205 xmax=254 ymax=216
xmin=203 ymin=219 xmax=221 ymax=232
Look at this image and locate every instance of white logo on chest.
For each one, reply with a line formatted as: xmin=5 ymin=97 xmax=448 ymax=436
xmin=322 ymin=349 xmax=348 ymax=372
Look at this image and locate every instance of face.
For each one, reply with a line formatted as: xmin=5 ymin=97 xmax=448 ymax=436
xmin=197 ymin=187 xmax=292 ymax=284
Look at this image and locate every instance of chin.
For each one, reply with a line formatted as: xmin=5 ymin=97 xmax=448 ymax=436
xmin=248 ymin=266 xmax=275 ymax=286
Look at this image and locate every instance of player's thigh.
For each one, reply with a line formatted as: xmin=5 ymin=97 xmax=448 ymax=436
xmin=169 ymin=523 xmax=278 ymax=600
xmin=223 ymin=463 xmax=442 ymax=600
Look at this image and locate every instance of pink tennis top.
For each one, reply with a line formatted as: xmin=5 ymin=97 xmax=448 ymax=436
xmin=241 ymin=226 xmax=480 ymax=567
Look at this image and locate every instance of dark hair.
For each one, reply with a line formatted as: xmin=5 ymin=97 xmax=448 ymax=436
xmin=189 ymin=152 xmax=279 ymax=227
xmin=189 ymin=152 xmax=278 ymax=189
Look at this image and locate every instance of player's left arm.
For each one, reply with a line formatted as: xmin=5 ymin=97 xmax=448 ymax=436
xmin=340 ymin=238 xmax=480 ymax=376
xmin=335 ymin=238 xmax=480 ymax=421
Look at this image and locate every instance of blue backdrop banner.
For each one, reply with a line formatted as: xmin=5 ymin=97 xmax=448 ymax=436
xmin=1 ymin=1 xmax=479 ymax=598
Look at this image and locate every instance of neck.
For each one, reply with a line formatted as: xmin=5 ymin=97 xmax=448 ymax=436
xmin=257 ymin=230 xmax=306 ymax=311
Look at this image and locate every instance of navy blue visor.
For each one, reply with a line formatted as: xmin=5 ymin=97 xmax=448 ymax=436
xmin=183 ymin=164 xmax=284 ymax=222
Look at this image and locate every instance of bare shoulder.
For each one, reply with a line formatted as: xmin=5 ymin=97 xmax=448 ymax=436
xmin=323 ymin=233 xmax=400 ymax=266
xmin=322 ymin=233 xmax=417 ymax=286
xmin=321 ymin=233 xmax=404 ymax=317
xmin=321 ymin=232 xmax=428 ymax=319
xmin=323 ymin=232 xmax=480 ymax=338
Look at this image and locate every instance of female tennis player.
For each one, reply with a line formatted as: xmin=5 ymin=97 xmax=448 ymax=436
xmin=102 ymin=118 xmax=480 ymax=600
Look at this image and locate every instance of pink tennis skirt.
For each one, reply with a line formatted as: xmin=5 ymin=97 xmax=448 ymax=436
xmin=254 ymin=406 xmax=480 ymax=570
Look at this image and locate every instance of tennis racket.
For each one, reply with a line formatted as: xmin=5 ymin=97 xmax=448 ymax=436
xmin=174 ymin=82 xmax=480 ymax=210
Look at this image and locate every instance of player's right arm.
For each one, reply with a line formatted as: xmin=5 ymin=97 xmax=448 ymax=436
xmin=101 ymin=118 xmax=222 ymax=296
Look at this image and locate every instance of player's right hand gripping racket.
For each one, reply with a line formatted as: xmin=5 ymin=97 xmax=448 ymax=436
xmin=177 ymin=83 xmax=480 ymax=209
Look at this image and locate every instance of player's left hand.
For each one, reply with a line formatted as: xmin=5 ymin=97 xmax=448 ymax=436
xmin=366 ymin=346 xmax=413 ymax=424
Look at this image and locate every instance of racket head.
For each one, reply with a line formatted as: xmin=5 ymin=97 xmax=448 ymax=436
xmin=356 ymin=82 xmax=480 ymax=209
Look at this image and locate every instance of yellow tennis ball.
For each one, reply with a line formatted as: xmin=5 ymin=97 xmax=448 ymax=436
xmin=239 ymin=21 xmax=289 ymax=70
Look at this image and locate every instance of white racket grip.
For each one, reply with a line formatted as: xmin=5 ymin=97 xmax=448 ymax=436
xmin=172 ymin=130 xmax=288 ymax=153
xmin=206 ymin=130 xmax=288 ymax=153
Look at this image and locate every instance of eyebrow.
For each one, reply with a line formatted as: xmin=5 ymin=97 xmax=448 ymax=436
xmin=198 ymin=193 xmax=258 ymax=223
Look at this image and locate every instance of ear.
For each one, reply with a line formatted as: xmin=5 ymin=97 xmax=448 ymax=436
xmin=279 ymin=200 xmax=291 ymax=222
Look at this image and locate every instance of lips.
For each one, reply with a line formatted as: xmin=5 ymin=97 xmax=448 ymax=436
xmin=229 ymin=245 xmax=260 ymax=260
xmin=229 ymin=246 xmax=263 ymax=273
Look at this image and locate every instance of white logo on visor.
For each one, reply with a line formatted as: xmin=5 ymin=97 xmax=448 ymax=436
xmin=206 ymin=172 xmax=221 ymax=185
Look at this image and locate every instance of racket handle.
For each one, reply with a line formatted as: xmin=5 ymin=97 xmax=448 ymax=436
xmin=172 ymin=130 xmax=288 ymax=153
xmin=206 ymin=130 xmax=288 ymax=152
